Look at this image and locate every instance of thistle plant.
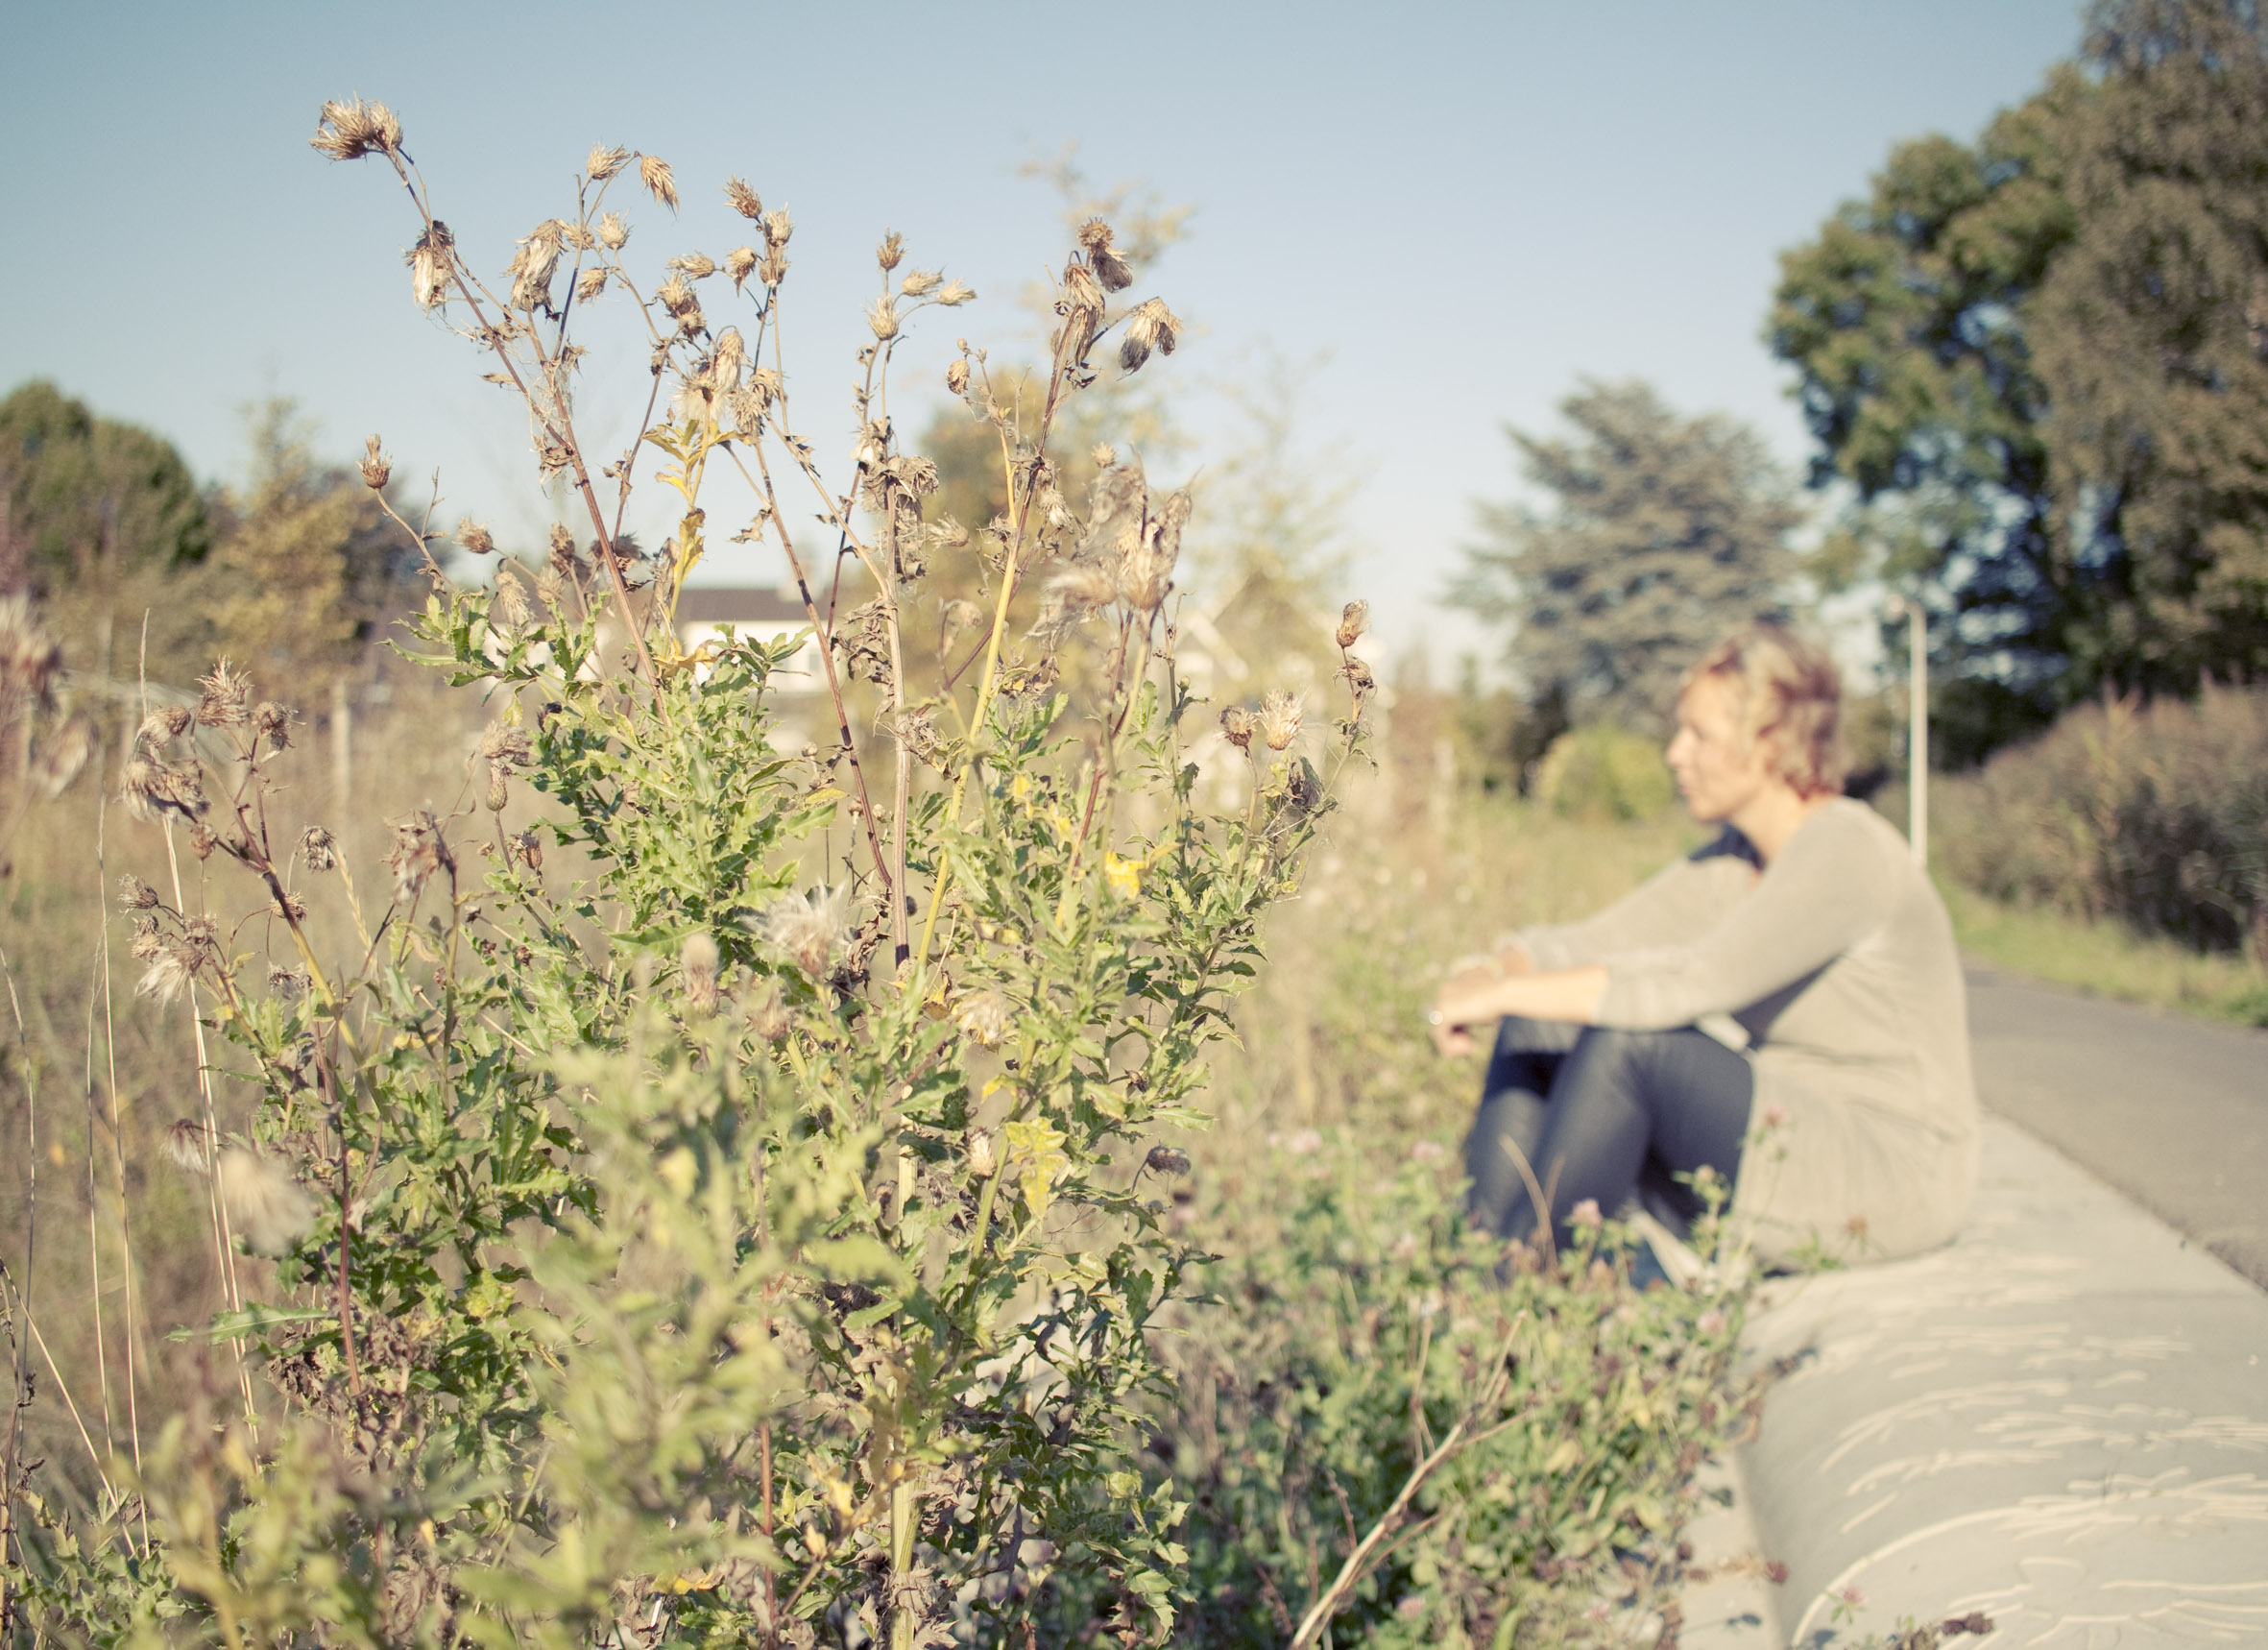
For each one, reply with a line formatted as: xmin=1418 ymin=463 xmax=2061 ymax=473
xmin=3 ymin=100 xmax=1362 ymax=1648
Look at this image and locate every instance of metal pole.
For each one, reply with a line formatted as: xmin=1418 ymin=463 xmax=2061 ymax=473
xmin=1906 ymin=600 xmax=1928 ymax=869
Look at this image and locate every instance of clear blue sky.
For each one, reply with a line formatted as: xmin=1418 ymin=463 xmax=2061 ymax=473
xmin=1 ymin=1 xmax=2086 ymax=666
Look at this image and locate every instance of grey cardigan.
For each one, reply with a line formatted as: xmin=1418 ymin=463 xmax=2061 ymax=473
xmin=1515 ymin=799 xmax=1978 ymax=1267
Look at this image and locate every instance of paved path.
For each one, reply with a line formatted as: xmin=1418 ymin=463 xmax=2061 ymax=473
xmin=1966 ymin=966 xmax=2268 ymax=1290
xmin=1682 ymin=969 xmax=2268 ymax=1647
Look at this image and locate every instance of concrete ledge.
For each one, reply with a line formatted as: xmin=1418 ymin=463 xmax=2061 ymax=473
xmin=1734 ymin=1115 xmax=2268 ymax=1646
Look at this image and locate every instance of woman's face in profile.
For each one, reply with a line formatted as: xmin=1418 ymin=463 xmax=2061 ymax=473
xmin=1665 ymin=675 xmax=1773 ymax=824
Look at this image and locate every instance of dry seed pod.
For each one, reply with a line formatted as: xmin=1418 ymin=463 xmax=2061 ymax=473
xmin=639 ymin=154 xmax=679 ymax=211
xmin=1336 ymin=599 xmax=1369 ymax=650
xmin=1219 ymin=705 xmax=1254 ymax=751
xmin=724 ymin=176 xmax=762 ymax=219
xmin=1259 ymin=690 xmax=1302 ymax=752
xmin=359 ymin=435 xmax=392 ymax=490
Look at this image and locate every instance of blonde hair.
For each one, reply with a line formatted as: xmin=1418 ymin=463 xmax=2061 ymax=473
xmin=1682 ymin=624 xmax=1846 ymax=798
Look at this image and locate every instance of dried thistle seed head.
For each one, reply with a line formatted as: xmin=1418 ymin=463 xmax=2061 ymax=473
xmin=164 ymin=1117 xmax=210 ymax=1173
xmin=744 ymin=983 xmax=791 ymax=1041
xmin=217 ymin=1148 xmax=319 ymax=1257
xmin=1145 ymin=1145 xmax=1192 ymax=1177
xmin=876 ymin=229 xmax=905 ymax=271
xmin=309 ymin=96 xmax=399 ymax=160
xmin=942 ymin=598 xmax=983 ymax=641
xmin=1060 ymin=259 xmax=1104 ymax=316
xmin=507 ymin=220 xmax=566 ymax=309
xmin=484 ymin=765 xmax=510 ymax=813
xmin=1091 ymin=443 xmax=1117 ymax=469
xmin=900 ymin=268 xmax=941 ymax=298
xmin=588 ymin=143 xmax=631 ymax=182
xmin=270 ymin=889 xmax=307 ymax=923
xmin=725 ymin=245 xmax=759 ymax=288
xmin=668 ymin=250 xmax=716 ymax=280
xmin=137 ymin=943 xmax=194 ymax=1007
xmin=187 ymin=821 xmax=219 ymax=860
xmin=268 ymin=966 xmax=306 ymax=999
xmin=513 ymin=827 xmax=543 ymax=872
xmin=477 ymin=722 xmax=534 ymax=765
xmin=936 ymin=279 xmax=976 ymax=306
xmin=301 ymin=826 xmax=338 ymax=872
xmin=573 ymin=267 xmax=608 ymax=304
xmin=253 ymin=701 xmax=292 ymax=753
xmin=456 ymin=518 xmax=496 ymax=556
xmin=639 ymin=153 xmax=679 ymax=211
xmin=1336 ymin=599 xmax=1370 ymax=650
xmin=761 ymin=207 xmax=794 ymax=248
xmin=597 ymin=210 xmax=629 ymax=251
xmin=563 ymin=220 xmax=594 ymax=252
xmin=31 ymin=714 xmax=95 ymax=797
xmin=494 ymin=561 xmax=532 ymax=629
xmin=121 ymin=756 xmax=205 ymax=822
xmin=0 ymin=596 xmax=61 ymax=702
xmin=945 ymin=357 xmax=971 ymax=395
xmin=1259 ymin=690 xmax=1302 ymax=752
xmin=406 ymin=221 xmax=454 ymax=309
xmin=1220 ymin=704 xmax=1255 ymax=751
xmin=966 ymin=1128 xmax=998 ymax=1178
xmin=760 ymin=884 xmax=853 ymax=977
xmin=1118 ymin=298 xmax=1183 ymax=374
xmin=680 ymin=931 xmax=720 ymax=1018
xmin=955 ymin=989 xmax=1011 ymax=1049
xmin=195 ymin=659 xmax=252 ymax=727
xmin=136 ymin=704 xmax=192 ymax=747
xmin=1117 ymin=540 xmax=1171 ymax=612
xmin=865 ymin=296 xmax=899 ymax=341
xmin=758 ymin=250 xmax=789 ymax=287
xmin=535 ymin=564 xmax=566 ymax=612
xmin=359 ymin=434 xmax=392 ymax=491
xmin=656 ymin=273 xmax=697 ymax=318
xmin=116 ymin=874 xmax=160 ymax=910
xmin=710 ymin=327 xmax=746 ymax=394
xmin=724 ymin=175 xmax=763 ymax=219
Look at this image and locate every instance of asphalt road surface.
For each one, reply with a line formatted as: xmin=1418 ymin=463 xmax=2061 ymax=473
xmin=1965 ymin=963 xmax=2268 ymax=1290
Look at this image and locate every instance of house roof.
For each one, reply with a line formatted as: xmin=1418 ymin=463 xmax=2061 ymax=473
xmin=674 ymin=587 xmax=807 ymax=625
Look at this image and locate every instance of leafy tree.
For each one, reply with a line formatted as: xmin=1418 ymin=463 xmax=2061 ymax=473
xmin=0 ymin=379 xmax=212 ymax=598
xmin=1771 ymin=0 xmax=2268 ymax=760
xmin=1452 ymin=380 xmax=1800 ymax=735
xmin=2032 ymin=0 xmax=2268 ymax=694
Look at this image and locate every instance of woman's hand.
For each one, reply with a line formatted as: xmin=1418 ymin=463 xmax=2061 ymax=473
xmin=1429 ymin=946 xmax=1533 ymax=1056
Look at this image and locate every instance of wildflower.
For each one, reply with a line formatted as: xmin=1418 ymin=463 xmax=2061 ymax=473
xmin=116 ymin=874 xmax=160 ymax=910
xmin=1697 ymin=1308 xmax=1727 ymax=1336
xmin=1118 ymin=298 xmax=1182 ymax=373
xmin=1569 ymin=1198 xmax=1604 ymax=1228
xmin=359 ymin=434 xmax=392 ymax=491
xmin=1284 ymin=1128 xmax=1322 ymax=1156
xmin=587 ymin=144 xmax=630 ymax=182
xmin=1144 ymin=1145 xmax=1191 ymax=1177
xmin=597 ymin=211 xmax=629 ymax=251
xmin=195 ymin=660 xmax=252 ymax=727
xmin=1336 ymin=600 xmax=1369 ymax=650
xmin=866 ymin=297 xmax=899 ymax=341
xmin=1835 ymin=1585 xmax=1866 ymax=1609
xmin=681 ymin=932 xmax=720 ymax=1018
xmin=639 ymin=153 xmax=679 ymax=211
xmin=456 ymin=518 xmax=495 ymax=557
xmin=216 ymin=1148 xmax=319 ymax=1256
xmin=1761 ymin=1103 xmax=1787 ymax=1129
xmin=760 ymin=885 xmax=853 ymax=977
xmin=164 ymin=1119 xmax=210 ymax=1171
xmin=936 ymin=280 xmax=975 ymax=305
xmin=945 ymin=357 xmax=971 ymax=396
xmin=1077 ymin=218 xmax=1133 ymax=292
xmin=954 ymin=989 xmax=1011 ymax=1050
xmin=1219 ymin=705 xmax=1254 ymax=751
xmin=1410 ymin=1139 xmax=1446 ymax=1163
xmin=1258 ymin=690 xmax=1301 ymax=752
xmin=876 ymin=230 xmax=905 ymax=271
xmin=407 ymin=221 xmax=454 ymax=309
xmin=136 ymin=945 xmax=196 ymax=1007
xmin=724 ymin=176 xmax=762 ymax=219
xmin=1103 ymin=853 xmax=1142 ymax=899
xmin=966 ymin=1129 xmax=998 ymax=1178
xmin=725 ymin=245 xmax=758 ymax=288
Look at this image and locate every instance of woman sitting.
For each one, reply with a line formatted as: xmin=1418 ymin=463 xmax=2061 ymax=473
xmin=1430 ymin=625 xmax=1977 ymax=1269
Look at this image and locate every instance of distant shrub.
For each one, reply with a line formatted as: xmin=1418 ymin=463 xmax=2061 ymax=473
xmin=1533 ymin=724 xmax=1676 ymax=821
xmin=1935 ymin=687 xmax=2268 ymax=958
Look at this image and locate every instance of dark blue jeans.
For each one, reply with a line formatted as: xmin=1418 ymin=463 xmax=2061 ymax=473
xmin=1464 ymin=1017 xmax=1753 ymax=1250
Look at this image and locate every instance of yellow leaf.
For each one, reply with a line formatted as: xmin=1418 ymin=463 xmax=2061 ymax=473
xmin=1004 ymin=1118 xmax=1070 ymax=1223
